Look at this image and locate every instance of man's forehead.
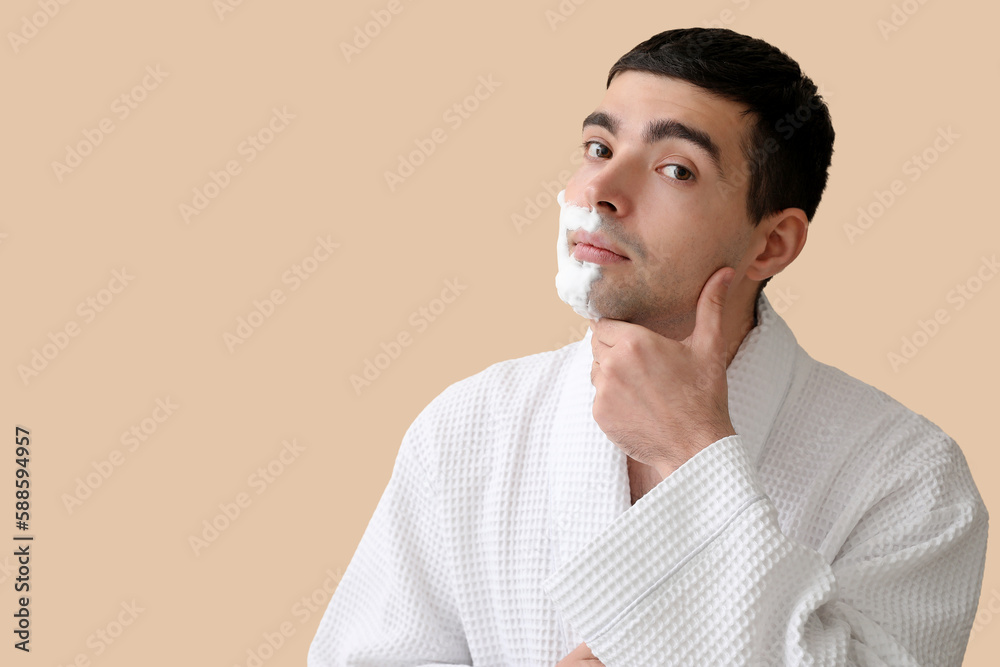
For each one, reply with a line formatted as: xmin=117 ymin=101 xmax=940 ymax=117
xmin=603 ymin=71 xmax=748 ymax=121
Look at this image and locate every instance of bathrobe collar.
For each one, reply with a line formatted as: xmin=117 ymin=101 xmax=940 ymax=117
xmin=546 ymin=290 xmax=800 ymax=570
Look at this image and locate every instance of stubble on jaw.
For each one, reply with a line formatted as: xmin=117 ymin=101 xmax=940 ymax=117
xmin=586 ymin=233 xmax=749 ymax=340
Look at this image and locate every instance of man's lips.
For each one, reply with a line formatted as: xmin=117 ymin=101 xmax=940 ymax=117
xmin=570 ymin=230 xmax=629 ymax=263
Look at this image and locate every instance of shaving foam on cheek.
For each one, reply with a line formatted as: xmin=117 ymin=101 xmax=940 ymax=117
xmin=555 ymin=189 xmax=604 ymax=320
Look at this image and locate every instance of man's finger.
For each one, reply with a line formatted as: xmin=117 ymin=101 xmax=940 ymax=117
xmin=688 ymin=266 xmax=735 ymax=358
xmin=589 ymin=317 xmax=641 ymax=347
xmin=590 ymin=318 xmax=646 ymax=369
xmin=557 ymin=641 xmax=601 ymax=664
xmin=590 ymin=330 xmax=608 ymax=366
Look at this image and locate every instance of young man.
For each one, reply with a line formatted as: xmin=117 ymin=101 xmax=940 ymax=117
xmin=308 ymin=28 xmax=988 ymax=666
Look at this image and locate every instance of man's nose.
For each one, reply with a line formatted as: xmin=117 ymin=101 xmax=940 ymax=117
xmin=583 ymin=158 xmax=636 ymax=217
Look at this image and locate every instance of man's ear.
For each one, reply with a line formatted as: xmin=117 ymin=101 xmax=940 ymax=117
xmin=744 ymin=208 xmax=809 ymax=282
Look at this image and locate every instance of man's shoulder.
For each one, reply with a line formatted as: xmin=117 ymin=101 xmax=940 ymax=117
xmin=409 ymin=338 xmax=583 ymax=434
xmin=396 ymin=339 xmax=584 ymax=482
xmin=788 ymin=348 xmax=975 ymax=487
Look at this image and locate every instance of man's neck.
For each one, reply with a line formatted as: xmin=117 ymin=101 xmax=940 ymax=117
xmin=723 ymin=296 xmax=759 ymax=369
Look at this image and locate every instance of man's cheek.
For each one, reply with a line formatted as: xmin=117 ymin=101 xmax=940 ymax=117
xmin=635 ymin=260 xmax=659 ymax=285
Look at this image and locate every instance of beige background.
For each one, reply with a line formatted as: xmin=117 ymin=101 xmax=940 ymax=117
xmin=2 ymin=0 xmax=997 ymax=664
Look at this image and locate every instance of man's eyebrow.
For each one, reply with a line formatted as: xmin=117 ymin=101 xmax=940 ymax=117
xmin=581 ymin=110 xmax=724 ymax=178
xmin=582 ymin=110 xmax=621 ymax=137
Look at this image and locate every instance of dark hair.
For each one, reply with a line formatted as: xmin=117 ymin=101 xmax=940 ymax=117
xmin=607 ymin=28 xmax=835 ymax=294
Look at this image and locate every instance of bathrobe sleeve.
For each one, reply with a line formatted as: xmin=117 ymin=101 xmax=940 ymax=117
xmin=542 ymin=434 xmax=989 ymax=666
xmin=306 ymin=404 xmax=473 ymax=667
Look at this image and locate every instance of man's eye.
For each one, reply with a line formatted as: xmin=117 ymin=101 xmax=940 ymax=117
xmin=663 ymin=164 xmax=694 ymax=182
xmin=581 ymin=140 xmax=611 ymax=159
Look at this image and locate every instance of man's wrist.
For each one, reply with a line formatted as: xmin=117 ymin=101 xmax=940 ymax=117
xmin=652 ymin=427 xmax=737 ymax=478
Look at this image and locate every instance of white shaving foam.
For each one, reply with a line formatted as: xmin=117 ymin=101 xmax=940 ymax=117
xmin=555 ymin=189 xmax=604 ymax=320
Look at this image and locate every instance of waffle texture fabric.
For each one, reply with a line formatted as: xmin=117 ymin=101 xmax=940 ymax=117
xmin=308 ymin=290 xmax=989 ymax=666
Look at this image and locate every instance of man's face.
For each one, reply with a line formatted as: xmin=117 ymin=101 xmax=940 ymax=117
xmin=563 ymin=70 xmax=760 ymax=337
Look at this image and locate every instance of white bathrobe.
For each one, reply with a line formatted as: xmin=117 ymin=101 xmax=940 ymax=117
xmin=307 ymin=291 xmax=988 ymax=666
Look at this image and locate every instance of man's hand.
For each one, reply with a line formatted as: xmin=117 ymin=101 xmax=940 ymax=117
xmin=589 ymin=266 xmax=738 ymax=478
xmin=556 ymin=642 xmax=606 ymax=666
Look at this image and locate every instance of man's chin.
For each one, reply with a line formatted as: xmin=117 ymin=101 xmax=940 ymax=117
xmin=587 ymin=293 xmax=637 ymax=323
xmin=591 ymin=294 xmax=688 ymax=334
